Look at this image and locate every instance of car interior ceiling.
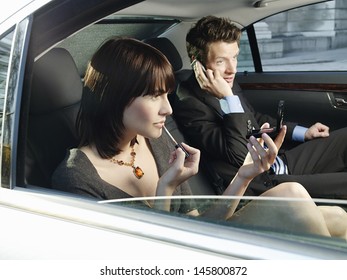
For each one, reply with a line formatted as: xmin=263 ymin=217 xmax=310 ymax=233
xmin=25 ymin=37 xmax=216 ymax=195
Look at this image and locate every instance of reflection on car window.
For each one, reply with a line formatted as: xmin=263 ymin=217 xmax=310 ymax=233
xmin=101 ymin=195 xmax=347 ymax=249
xmin=240 ymin=0 xmax=347 ymax=72
xmin=0 ymin=30 xmax=14 ymax=136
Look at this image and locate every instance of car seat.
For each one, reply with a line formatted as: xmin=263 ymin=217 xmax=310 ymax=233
xmin=26 ymin=48 xmax=82 ymax=188
xmin=143 ymin=37 xmax=192 ymax=83
xmin=144 ymin=37 xmax=215 ymax=195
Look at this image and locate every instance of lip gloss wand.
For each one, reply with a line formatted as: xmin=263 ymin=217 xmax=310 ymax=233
xmin=163 ymin=126 xmax=190 ymax=158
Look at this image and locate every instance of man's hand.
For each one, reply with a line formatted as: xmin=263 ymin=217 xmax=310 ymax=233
xmin=193 ymin=60 xmax=232 ymax=99
xmin=304 ymin=122 xmax=330 ymax=140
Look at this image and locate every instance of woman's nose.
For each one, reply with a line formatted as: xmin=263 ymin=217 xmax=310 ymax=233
xmin=162 ymin=97 xmax=173 ymax=115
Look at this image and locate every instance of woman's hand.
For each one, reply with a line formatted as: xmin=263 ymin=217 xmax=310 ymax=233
xmin=239 ymin=123 xmax=287 ymax=181
xmin=157 ymin=143 xmax=200 ymax=196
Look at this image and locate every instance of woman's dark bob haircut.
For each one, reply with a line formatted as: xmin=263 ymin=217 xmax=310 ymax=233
xmin=77 ymin=37 xmax=175 ymax=158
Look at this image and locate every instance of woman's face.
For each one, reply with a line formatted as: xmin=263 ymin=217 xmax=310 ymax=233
xmin=123 ymin=92 xmax=173 ymax=139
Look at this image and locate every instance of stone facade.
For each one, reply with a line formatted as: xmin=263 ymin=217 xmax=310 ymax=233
xmin=240 ymin=0 xmax=347 ymax=63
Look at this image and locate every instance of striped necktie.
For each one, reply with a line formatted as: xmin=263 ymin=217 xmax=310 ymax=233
xmin=271 ymin=156 xmax=288 ymax=175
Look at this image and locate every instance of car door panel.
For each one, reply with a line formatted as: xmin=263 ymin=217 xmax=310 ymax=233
xmin=236 ymin=72 xmax=347 ymax=131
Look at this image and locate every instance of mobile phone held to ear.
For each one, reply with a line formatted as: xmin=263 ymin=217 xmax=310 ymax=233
xmin=191 ymin=59 xmax=207 ymax=89
xmin=246 ymin=100 xmax=285 ymax=139
xmin=191 ymin=59 xmax=207 ymax=74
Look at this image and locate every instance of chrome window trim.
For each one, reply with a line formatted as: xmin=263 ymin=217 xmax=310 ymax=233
xmin=1 ymin=16 xmax=31 ymax=189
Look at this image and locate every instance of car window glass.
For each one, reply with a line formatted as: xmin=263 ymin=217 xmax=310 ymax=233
xmin=238 ymin=31 xmax=254 ymax=72
xmin=57 ymin=18 xmax=178 ymax=76
xmin=102 ymin=196 xmax=347 ymax=249
xmin=0 ymin=30 xmax=14 ymax=137
xmin=239 ymin=1 xmax=347 ymax=72
xmin=25 ymin=8 xmax=347 ymax=257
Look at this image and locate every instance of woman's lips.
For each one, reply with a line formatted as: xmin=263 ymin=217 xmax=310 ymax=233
xmin=154 ymin=121 xmax=165 ymax=128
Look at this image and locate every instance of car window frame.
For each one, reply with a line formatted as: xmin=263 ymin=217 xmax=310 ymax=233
xmin=4 ymin=0 xmax=347 ymax=259
xmin=1 ymin=16 xmax=32 ymax=189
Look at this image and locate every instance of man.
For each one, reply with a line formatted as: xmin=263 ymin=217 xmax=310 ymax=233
xmin=172 ymin=15 xmax=347 ymax=198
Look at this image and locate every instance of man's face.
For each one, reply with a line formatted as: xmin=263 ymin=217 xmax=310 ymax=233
xmin=205 ymin=41 xmax=239 ymax=87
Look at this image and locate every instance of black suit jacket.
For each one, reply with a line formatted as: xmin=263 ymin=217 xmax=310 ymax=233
xmin=172 ymin=74 xmax=297 ymax=193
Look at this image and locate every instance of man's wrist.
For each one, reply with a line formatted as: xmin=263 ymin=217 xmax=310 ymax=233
xmin=292 ymin=125 xmax=308 ymax=142
xmin=219 ymin=95 xmax=244 ymax=114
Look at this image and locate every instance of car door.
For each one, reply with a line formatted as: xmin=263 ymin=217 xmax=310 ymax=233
xmin=236 ymin=0 xmax=347 ymax=131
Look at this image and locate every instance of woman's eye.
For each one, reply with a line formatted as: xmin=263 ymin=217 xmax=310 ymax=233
xmin=151 ymin=94 xmax=160 ymax=100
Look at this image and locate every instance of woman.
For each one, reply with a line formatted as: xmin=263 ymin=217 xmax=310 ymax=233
xmin=52 ymin=37 xmax=347 ymax=240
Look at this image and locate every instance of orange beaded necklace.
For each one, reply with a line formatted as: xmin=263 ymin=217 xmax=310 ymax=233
xmin=110 ymin=139 xmax=144 ymax=179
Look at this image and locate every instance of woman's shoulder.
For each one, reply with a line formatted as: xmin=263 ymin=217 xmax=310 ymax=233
xmin=51 ymin=148 xmax=97 ymax=191
xmin=52 ymin=148 xmax=133 ymax=200
xmin=54 ymin=148 xmax=92 ymax=173
xmin=66 ymin=148 xmax=90 ymax=166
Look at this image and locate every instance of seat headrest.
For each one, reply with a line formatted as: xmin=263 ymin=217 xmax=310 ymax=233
xmin=30 ymin=48 xmax=83 ymax=115
xmin=144 ymin=37 xmax=183 ymax=72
